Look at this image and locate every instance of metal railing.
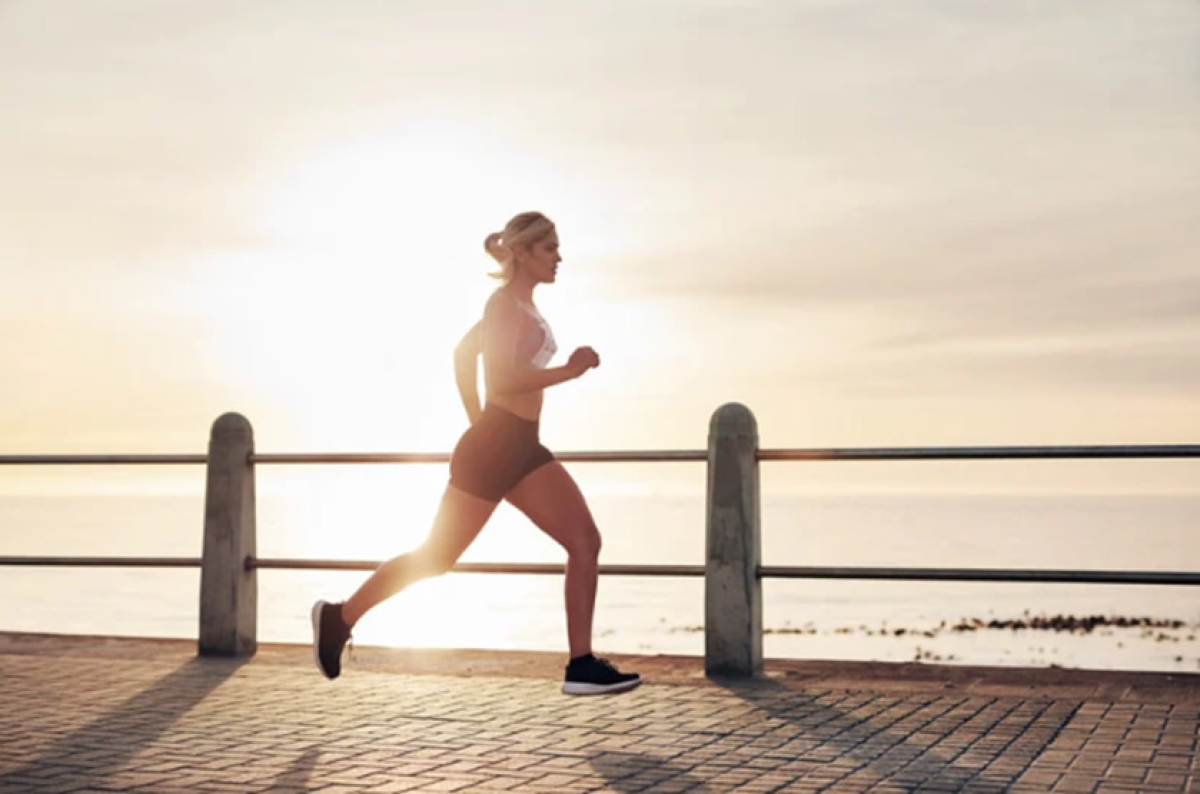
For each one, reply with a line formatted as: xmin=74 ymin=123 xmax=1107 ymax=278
xmin=237 ymin=441 xmax=1196 ymax=586
xmin=1 ymin=407 xmax=1197 ymax=674
xmin=3 ymin=444 xmax=1195 ymax=586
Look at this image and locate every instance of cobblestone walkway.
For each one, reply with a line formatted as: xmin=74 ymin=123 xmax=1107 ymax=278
xmin=1 ymin=635 xmax=1197 ymax=792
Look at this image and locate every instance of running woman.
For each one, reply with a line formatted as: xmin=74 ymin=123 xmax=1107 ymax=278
xmin=312 ymin=211 xmax=641 ymax=696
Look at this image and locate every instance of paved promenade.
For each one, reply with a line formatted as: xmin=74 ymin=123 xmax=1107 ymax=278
xmin=1 ymin=633 xmax=1197 ymax=793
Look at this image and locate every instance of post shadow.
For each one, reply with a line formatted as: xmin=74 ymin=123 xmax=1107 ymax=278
xmin=707 ymin=674 xmax=1079 ymax=792
xmin=0 ymin=656 xmax=244 ymax=789
xmin=691 ymin=403 xmax=1079 ymax=789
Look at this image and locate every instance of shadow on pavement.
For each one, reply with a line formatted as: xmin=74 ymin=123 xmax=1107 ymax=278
xmin=0 ymin=656 xmax=243 ymax=789
xmin=588 ymin=749 xmax=717 ymax=793
xmin=271 ymin=746 xmax=323 ymax=791
xmin=709 ymin=675 xmax=1078 ymax=792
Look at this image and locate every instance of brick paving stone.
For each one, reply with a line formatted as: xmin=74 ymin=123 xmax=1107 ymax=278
xmin=469 ymin=775 xmax=542 ymax=791
xmin=1116 ymin=746 xmax=1156 ymax=763
xmin=1106 ymin=764 xmax=1149 ymax=783
xmin=1083 ymin=742 xmax=1123 ymax=756
xmin=1017 ymin=769 xmax=1064 ymax=787
xmin=359 ymin=781 xmax=428 ymax=793
xmin=1152 ymin=752 xmax=1194 ymax=770
xmin=1070 ymin=757 xmax=1112 ymax=775
xmin=1145 ymin=770 xmax=1190 ymax=788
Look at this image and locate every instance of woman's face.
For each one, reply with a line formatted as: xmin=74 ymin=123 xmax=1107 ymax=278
xmin=517 ymin=229 xmax=561 ymax=284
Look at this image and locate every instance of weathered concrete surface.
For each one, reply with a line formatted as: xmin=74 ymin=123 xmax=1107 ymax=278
xmin=705 ymin=402 xmax=761 ymax=679
xmin=199 ymin=411 xmax=256 ymax=658
xmin=1 ymin=632 xmax=1197 ymax=792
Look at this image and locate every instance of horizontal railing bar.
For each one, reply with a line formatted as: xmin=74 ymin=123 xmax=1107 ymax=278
xmin=3 ymin=557 xmax=1195 ymax=586
xmin=759 ymin=566 xmax=1200 ymax=585
xmin=0 ymin=556 xmax=201 ymax=567
xmin=0 ymin=454 xmax=207 ymax=465
xmin=250 ymin=450 xmax=708 ymax=464
xmin=249 ymin=558 xmax=705 ymax=576
xmin=3 ymin=445 xmax=1196 ymax=468
xmin=759 ymin=445 xmax=1200 ymax=461
xmin=253 ymin=452 xmax=446 ymax=464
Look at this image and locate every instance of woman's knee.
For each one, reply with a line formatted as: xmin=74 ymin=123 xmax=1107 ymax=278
xmin=411 ymin=543 xmax=458 ymax=579
xmin=568 ymin=522 xmax=602 ymax=562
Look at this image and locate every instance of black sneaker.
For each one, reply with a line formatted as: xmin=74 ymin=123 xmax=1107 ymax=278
xmin=311 ymin=600 xmax=352 ymax=680
xmin=562 ymin=654 xmax=642 ymax=695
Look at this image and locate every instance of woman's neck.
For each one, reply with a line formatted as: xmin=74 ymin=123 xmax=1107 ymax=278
xmin=504 ymin=276 xmax=537 ymax=305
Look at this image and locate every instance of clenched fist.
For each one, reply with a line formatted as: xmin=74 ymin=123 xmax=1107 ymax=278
xmin=567 ymin=346 xmax=601 ymax=377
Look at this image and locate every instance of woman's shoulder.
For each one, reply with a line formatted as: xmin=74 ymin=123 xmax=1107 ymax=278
xmin=483 ymin=287 xmax=522 ymax=324
xmin=484 ymin=287 xmax=526 ymax=313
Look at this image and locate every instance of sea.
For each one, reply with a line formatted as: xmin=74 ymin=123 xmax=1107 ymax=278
xmin=1 ymin=463 xmax=1197 ymax=674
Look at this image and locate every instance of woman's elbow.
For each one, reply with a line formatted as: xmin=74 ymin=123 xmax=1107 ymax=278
xmin=454 ymin=344 xmax=479 ymax=372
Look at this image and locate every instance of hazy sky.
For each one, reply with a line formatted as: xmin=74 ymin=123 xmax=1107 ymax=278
xmin=2 ymin=0 xmax=1198 ymax=493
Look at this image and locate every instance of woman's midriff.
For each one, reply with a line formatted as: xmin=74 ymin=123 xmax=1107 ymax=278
xmin=486 ymin=390 xmax=543 ymax=423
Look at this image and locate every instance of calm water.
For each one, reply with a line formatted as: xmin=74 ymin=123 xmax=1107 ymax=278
xmin=1 ymin=468 xmax=1197 ymax=673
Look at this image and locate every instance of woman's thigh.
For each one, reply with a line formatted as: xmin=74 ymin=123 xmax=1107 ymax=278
xmin=504 ymin=461 xmax=601 ymax=556
xmin=418 ymin=483 xmax=500 ymax=568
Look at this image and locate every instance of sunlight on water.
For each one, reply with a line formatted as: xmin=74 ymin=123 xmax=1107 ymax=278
xmin=256 ymin=465 xmax=580 ymax=650
xmin=350 ymin=575 xmax=558 ymax=651
xmin=256 ymin=466 xmax=583 ymax=564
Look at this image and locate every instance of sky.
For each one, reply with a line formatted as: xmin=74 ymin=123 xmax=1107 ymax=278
xmin=2 ymin=0 xmax=1198 ymax=495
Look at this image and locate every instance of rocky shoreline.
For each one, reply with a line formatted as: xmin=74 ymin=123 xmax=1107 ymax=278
xmin=672 ymin=613 xmax=1197 ymax=640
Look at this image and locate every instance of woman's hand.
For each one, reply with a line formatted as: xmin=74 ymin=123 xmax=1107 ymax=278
xmin=566 ymin=346 xmax=601 ymax=378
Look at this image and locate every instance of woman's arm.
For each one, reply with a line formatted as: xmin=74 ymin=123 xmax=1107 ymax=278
xmin=454 ymin=320 xmax=483 ymax=424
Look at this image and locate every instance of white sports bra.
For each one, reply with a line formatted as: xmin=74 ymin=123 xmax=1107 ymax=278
xmin=514 ymin=300 xmax=557 ymax=369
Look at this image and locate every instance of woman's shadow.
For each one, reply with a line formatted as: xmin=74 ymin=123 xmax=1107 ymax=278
xmin=588 ymin=749 xmax=718 ymax=793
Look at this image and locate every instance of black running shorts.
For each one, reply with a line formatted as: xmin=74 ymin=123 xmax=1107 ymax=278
xmin=449 ymin=403 xmax=555 ymax=501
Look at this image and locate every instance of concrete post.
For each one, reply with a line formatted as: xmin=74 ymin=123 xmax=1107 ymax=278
xmin=705 ymin=403 xmax=762 ymax=677
xmin=199 ymin=412 xmax=257 ymax=657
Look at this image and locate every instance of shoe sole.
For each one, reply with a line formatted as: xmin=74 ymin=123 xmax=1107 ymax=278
xmin=562 ymin=677 xmax=642 ymax=696
xmin=311 ymin=600 xmax=333 ymax=679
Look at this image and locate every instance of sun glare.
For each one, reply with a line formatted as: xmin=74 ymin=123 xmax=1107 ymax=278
xmin=193 ymin=119 xmax=620 ymax=446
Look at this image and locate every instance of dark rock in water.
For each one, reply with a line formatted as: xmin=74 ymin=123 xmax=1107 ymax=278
xmin=696 ymin=613 xmax=1191 ymax=639
xmin=950 ymin=614 xmax=1186 ymax=634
